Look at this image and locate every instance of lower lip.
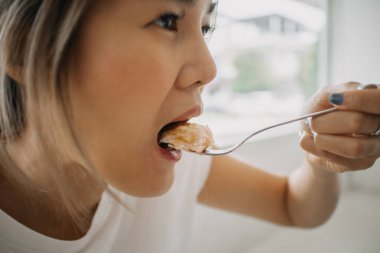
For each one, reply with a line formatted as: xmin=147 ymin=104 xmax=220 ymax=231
xmin=159 ymin=147 xmax=182 ymax=161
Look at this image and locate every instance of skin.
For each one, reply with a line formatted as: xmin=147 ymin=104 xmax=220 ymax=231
xmin=1 ymin=0 xmax=380 ymax=241
xmin=69 ymin=0 xmax=217 ymax=197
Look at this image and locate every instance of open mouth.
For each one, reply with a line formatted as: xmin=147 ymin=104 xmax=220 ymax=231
xmin=157 ymin=120 xmax=188 ymax=150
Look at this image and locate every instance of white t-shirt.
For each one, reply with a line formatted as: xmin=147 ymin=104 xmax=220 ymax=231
xmin=0 ymin=153 xmax=212 ymax=253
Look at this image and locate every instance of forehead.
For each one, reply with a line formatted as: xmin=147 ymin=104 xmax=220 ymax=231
xmin=165 ymin=0 xmax=217 ymax=13
xmin=89 ymin=0 xmax=217 ymax=20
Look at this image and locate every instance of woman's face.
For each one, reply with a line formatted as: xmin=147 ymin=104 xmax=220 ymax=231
xmin=69 ymin=0 xmax=217 ymax=196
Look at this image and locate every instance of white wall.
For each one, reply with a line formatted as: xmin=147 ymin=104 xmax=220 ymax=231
xmin=329 ymin=0 xmax=380 ymax=84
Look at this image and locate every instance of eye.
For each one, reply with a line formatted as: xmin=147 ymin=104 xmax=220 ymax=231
xmin=201 ymin=25 xmax=215 ymax=36
xmin=154 ymin=13 xmax=181 ymax=32
xmin=201 ymin=25 xmax=215 ymax=39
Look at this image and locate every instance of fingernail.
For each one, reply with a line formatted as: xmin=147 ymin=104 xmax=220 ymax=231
xmin=329 ymin=93 xmax=344 ymax=105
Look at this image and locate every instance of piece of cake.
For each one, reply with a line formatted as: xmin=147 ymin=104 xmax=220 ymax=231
xmin=159 ymin=123 xmax=214 ymax=153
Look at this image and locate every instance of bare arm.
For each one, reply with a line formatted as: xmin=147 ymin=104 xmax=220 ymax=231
xmin=286 ymin=159 xmax=339 ymax=227
xmin=198 ymin=155 xmax=339 ymax=227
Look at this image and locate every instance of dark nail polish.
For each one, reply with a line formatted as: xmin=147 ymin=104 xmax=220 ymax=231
xmin=329 ymin=93 xmax=344 ymax=105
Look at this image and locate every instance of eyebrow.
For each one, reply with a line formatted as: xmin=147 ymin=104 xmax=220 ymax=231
xmin=175 ymin=0 xmax=196 ymax=5
xmin=175 ymin=0 xmax=218 ymax=14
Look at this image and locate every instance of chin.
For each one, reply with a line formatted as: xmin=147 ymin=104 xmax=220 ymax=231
xmin=109 ymin=165 xmax=175 ymax=198
xmin=141 ymin=168 xmax=175 ymax=197
xmin=140 ymin=181 xmax=174 ymax=197
xmin=120 ymin=179 xmax=174 ymax=198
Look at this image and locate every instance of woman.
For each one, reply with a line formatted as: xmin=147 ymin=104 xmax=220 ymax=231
xmin=0 ymin=0 xmax=379 ymax=252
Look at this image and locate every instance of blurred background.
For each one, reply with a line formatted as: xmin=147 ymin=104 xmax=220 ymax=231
xmin=190 ymin=0 xmax=380 ymax=252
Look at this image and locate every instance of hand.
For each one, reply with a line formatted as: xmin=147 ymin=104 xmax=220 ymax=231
xmin=299 ymin=82 xmax=380 ymax=173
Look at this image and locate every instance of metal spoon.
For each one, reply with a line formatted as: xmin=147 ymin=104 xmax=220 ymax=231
xmin=179 ymin=84 xmax=378 ymax=156
xmin=179 ymin=107 xmax=337 ymax=156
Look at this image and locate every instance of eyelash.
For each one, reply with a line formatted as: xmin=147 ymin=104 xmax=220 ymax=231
xmin=153 ymin=13 xmax=215 ymax=38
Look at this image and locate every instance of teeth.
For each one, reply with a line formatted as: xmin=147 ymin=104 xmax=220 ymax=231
xmin=159 ymin=142 xmax=175 ymax=150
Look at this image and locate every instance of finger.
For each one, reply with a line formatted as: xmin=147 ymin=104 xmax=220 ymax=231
xmin=299 ymin=131 xmax=325 ymax=157
xmin=329 ymin=86 xmax=380 ymax=114
xmin=300 ymin=133 xmax=377 ymax=171
xmin=306 ymin=153 xmax=375 ymax=173
xmin=313 ymin=133 xmax=380 ymax=159
xmin=310 ymin=111 xmax=380 ymax=135
xmin=304 ymin=82 xmax=361 ymax=114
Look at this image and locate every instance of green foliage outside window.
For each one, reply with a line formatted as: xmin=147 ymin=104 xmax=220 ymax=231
xmin=231 ymin=45 xmax=319 ymax=97
xmin=232 ymin=48 xmax=277 ymax=93
xmin=298 ymin=43 xmax=319 ymax=98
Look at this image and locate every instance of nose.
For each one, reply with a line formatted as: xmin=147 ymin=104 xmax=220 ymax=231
xmin=176 ymin=36 xmax=217 ymax=89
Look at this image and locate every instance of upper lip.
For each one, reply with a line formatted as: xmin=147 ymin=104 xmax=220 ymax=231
xmin=172 ymin=105 xmax=203 ymax=123
xmin=157 ymin=105 xmax=202 ymax=145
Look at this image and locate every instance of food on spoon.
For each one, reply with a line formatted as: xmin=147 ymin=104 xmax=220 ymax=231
xmin=159 ymin=123 xmax=214 ymax=153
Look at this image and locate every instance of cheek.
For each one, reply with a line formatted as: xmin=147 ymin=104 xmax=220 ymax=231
xmin=69 ymin=44 xmax=178 ymax=197
xmin=83 ymin=49 xmax=174 ymax=113
xmin=67 ymin=5 xmax=182 ymax=196
xmin=71 ymin=43 xmax=173 ymax=134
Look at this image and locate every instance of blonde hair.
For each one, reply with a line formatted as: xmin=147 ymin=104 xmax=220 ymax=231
xmin=0 ymin=0 xmax=105 ymax=226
